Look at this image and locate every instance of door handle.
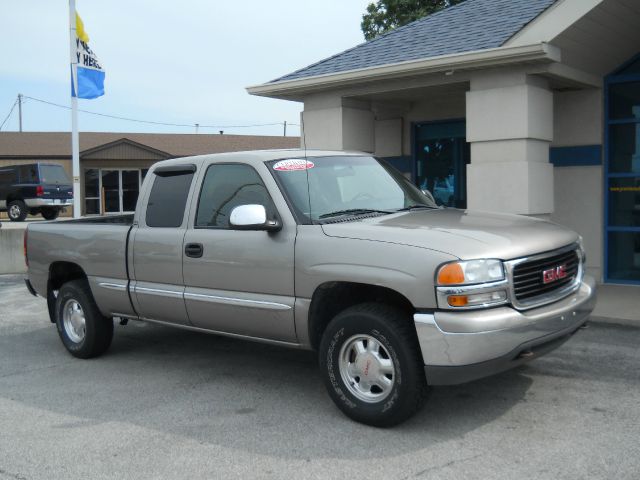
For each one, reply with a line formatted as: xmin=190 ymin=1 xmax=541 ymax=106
xmin=184 ymin=243 xmax=204 ymax=258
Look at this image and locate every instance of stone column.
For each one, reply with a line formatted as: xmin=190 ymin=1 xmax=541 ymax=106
xmin=301 ymin=95 xmax=374 ymax=152
xmin=466 ymin=70 xmax=554 ymax=215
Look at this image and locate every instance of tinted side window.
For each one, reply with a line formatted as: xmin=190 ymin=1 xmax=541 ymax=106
xmin=196 ymin=164 xmax=275 ymax=228
xmin=19 ymin=166 xmax=38 ymax=183
xmin=0 ymin=169 xmax=16 ymax=185
xmin=146 ymin=172 xmax=194 ymax=228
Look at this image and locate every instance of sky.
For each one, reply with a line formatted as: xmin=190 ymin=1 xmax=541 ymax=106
xmin=0 ymin=0 xmax=373 ymax=137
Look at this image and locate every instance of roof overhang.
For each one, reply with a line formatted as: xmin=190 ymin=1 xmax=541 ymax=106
xmin=247 ymin=43 xmax=561 ymax=101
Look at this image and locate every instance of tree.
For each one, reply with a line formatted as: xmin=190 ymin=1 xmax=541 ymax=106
xmin=361 ymin=0 xmax=466 ymax=41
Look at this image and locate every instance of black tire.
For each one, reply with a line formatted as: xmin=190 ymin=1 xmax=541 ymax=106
xmin=7 ymin=200 xmax=27 ymax=221
xmin=54 ymin=279 xmax=114 ymax=358
xmin=41 ymin=208 xmax=60 ymax=220
xmin=319 ymin=303 xmax=428 ymax=427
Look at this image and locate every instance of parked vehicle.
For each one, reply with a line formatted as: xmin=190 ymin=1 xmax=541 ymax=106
xmin=24 ymin=150 xmax=596 ymax=426
xmin=0 ymin=163 xmax=72 ymax=221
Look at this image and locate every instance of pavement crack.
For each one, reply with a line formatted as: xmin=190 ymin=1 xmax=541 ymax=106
xmin=408 ymin=453 xmax=483 ymax=478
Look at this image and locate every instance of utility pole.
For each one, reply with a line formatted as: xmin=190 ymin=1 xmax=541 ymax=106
xmin=283 ymin=120 xmax=287 ymax=136
xmin=17 ymin=94 xmax=23 ymax=132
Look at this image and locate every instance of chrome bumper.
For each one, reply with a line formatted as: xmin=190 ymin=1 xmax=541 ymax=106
xmin=415 ymin=275 xmax=597 ymax=385
xmin=24 ymin=198 xmax=72 ymax=207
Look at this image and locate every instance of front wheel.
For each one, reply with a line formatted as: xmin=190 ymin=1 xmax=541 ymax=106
xmin=55 ymin=279 xmax=114 ymax=358
xmin=319 ymin=303 xmax=428 ymax=427
xmin=41 ymin=208 xmax=60 ymax=220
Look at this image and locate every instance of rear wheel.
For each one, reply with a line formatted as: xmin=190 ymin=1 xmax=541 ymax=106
xmin=55 ymin=279 xmax=114 ymax=358
xmin=319 ymin=303 xmax=428 ymax=427
xmin=7 ymin=200 xmax=27 ymax=221
xmin=41 ymin=208 xmax=60 ymax=220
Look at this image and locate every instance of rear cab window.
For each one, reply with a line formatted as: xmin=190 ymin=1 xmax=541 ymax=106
xmin=146 ymin=166 xmax=195 ymax=228
xmin=38 ymin=165 xmax=71 ymax=184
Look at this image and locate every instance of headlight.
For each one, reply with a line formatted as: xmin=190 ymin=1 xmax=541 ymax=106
xmin=436 ymin=259 xmax=504 ymax=286
xmin=436 ymin=259 xmax=508 ymax=309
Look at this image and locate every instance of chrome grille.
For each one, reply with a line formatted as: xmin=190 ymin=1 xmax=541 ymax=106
xmin=511 ymin=248 xmax=580 ymax=306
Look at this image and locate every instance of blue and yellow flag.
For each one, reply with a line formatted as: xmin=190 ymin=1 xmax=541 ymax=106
xmin=72 ymin=12 xmax=105 ymax=99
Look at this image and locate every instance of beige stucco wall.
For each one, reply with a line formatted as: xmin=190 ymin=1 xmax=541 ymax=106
xmin=550 ymin=88 xmax=604 ymax=280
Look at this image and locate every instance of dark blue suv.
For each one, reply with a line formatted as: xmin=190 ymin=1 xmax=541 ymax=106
xmin=0 ymin=163 xmax=73 ymax=221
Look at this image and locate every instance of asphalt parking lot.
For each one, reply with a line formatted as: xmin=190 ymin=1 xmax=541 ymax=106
xmin=1 ymin=274 xmax=639 ymax=480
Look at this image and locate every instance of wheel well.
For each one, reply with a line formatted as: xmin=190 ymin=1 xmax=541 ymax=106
xmin=48 ymin=262 xmax=87 ymax=292
xmin=308 ymin=282 xmax=415 ymax=351
xmin=6 ymin=195 xmax=23 ymax=204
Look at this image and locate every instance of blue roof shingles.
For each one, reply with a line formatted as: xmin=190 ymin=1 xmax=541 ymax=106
xmin=271 ymin=0 xmax=556 ymax=83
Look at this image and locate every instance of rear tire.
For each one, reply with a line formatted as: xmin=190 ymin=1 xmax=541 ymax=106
xmin=319 ymin=303 xmax=428 ymax=427
xmin=54 ymin=279 xmax=114 ymax=358
xmin=41 ymin=208 xmax=60 ymax=220
xmin=7 ymin=200 xmax=27 ymax=221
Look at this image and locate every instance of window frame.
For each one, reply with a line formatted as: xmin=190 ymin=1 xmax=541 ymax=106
xmin=193 ymin=162 xmax=281 ymax=230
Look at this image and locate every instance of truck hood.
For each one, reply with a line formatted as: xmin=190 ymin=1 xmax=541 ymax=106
xmin=320 ymin=209 xmax=578 ymax=260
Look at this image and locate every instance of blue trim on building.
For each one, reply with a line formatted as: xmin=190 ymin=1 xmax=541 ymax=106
xmin=549 ymin=145 xmax=602 ymax=167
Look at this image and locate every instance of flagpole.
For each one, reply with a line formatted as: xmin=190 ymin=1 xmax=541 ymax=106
xmin=69 ymin=0 xmax=81 ymax=218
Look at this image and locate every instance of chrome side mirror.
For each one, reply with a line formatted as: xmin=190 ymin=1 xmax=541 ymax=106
xmin=229 ymin=204 xmax=281 ymax=231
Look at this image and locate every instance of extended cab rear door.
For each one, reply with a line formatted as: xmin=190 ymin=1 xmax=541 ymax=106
xmin=182 ymin=159 xmax=297 ymax=342
xmin=130 ymin=164 xmax=197 ymax=325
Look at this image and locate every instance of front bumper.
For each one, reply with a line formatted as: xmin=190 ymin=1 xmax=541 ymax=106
xmin=24 ymin=198 xmax=72 ymax=207
xmin=415 ymin=275 xmax=597 ymax=385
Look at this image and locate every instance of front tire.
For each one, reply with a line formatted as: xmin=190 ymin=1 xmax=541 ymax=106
xmin=41 ymin=208 xmax=60 ymax=220
xmin=7 ymin=200 xmax=27 ymax=221
xmin=55 ymin=279 xmax=114 ymax=358
xmin=319 ymin=303 xmax=428 ymax=427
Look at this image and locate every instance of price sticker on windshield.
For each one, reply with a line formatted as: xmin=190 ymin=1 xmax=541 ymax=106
xmin=273 ymin=159 xmax=315 ymax=171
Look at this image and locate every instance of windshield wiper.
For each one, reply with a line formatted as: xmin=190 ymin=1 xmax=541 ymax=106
xmin=319 ymin=208 xmax=393 ymax=219
xmin=396 ymin=204 xmax=437 ymax=212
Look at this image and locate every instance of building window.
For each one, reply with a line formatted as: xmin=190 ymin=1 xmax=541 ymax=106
xmin=84 ymin=169 xmax=100 ymax=215
xmin=413 ymin=120 xmax=469 ymax=208
xmin=605 ymin=54 xmax=640 ymax=283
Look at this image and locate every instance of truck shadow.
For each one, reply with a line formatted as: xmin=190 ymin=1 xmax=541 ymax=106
xmin=3 ymin=321 xmax=537 ymax=460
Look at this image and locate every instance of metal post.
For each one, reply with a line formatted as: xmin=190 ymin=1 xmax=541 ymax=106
xmin=283 ymin=120 xmax=287 ymax=136
xmin=17 ymin=94 xmax=23 ymax=132
xmin=69 ymin=0 xmax=81 ymax=218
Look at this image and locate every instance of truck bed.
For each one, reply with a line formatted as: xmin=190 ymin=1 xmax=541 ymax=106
xmin=55 ymin=214 xmax=134 ymax=225
xmin=26 ymin=215 xmax=135 ymax=318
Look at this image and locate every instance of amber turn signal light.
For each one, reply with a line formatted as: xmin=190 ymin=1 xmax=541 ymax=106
xmin=447 ymin=295 xmax=468 ymax=307
xmin=437 ymin=263 xmax=465 ymax=285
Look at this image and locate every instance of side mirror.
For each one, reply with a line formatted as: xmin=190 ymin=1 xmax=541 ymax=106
xmin=229 ymin=204 xmax=281 ymax=232
xmin=421 ymin=189 xmax=436 ymax=204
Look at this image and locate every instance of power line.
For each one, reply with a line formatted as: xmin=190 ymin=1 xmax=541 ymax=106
xmin=0 ymin=98 xmax=19 ymax=131
xmin=21 ymin=95 xmax=298 ymax=130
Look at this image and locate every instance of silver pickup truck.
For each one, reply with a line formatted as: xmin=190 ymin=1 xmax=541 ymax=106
xmin=24 ymin=150 xmax=596 ymax=427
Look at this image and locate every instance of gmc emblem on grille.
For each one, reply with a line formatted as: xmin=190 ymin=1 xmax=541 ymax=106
xmin=542 ymin=265 xmax=568 ymax=284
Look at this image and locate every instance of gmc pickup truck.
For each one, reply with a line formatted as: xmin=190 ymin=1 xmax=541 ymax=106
xmin=24 ymin=150 xmax=597 ymax=427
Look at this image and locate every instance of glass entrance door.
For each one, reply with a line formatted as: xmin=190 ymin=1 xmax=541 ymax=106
xmin=605 ymin=54 xmax=640 ymax=283
xmin=84 ymin=169 xmax=143 ymax=215
xmin=122 ymin=170 xmax=140 ymax=212
xmin=414 ymin=120 xmax=469 ymax=208
xmin=101 ymin=170 xmax=120 ymax=213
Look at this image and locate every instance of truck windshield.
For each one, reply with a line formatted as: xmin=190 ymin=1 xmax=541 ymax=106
xmin=39 ymin=165 xmax=71 ymax=184
xmin=268 ymin=155 xmax=436 ymax=224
